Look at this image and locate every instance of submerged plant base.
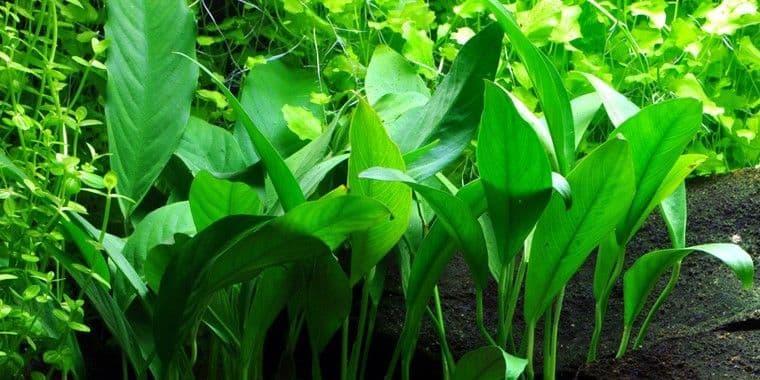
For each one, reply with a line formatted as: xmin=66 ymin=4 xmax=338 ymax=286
xmin=375 ymin=169 xmax=760 ymax=378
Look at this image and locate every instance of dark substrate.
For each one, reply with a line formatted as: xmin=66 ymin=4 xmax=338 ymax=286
xmin=375 ymin=168 xmax=760 ymax=379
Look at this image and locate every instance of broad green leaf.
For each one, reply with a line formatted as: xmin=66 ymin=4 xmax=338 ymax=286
xmin=175 ymin=117 xmax=247 ymax=177
xmin=122 ymin=202 xmax=196 ymax=275
xmin=154 ymin=196 xmax=389 ymax=364
xmin=59 ymin=218 xmax=111 ymax=284
xmin=525 ymin=138 xmax=635 ymax=322
xmin=282 ymin=104 xmax=323 ymax=141
xmin=180 ymin=54 xmax=306 ymax=211
xmin=645 ymin=154 xmax=706 ymax=237
xmin=235 ymin=60 xmax=323 ymax=162
xmin=105 ymin=0 xmax=198 ymax=216
xmin=359 ymin=167 xmax=489 ymax=289
xmin=453 ymin=346 xmax=528 ymax=380
xmin=365 ymin=45 xmax=429 ymax=105
xmin=397 ymin=179 xmax=488 ymax=370
xmin=581 ymin=73 xmax=639 ymax=127
xmin=614 ymin=99 xmax=702 ymax=241
xmin=624 ymin=243 xmax=754 ymax=326
xmin=484 ymin=1 xmax=575 ymax=173
xmin=660 ymin=183 xmax=687 ymax=249
xmin=189 ymin=171 xmax=261 ymax=230
xmin=397 ymin=24 xmax=503 ymax=179
xmin=477 ymin=82 xmax=552 ymax=269
xmin=348 ymin=101 xmax=412 ymax=284
xmin=301 ymin=255 xmax=351 ymax=351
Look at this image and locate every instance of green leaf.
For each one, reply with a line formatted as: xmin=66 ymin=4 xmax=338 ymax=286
xmin=179 ymin=54 xmax=306 ymax=211
xmin=348 ymin=101 xmax=412 ymax=284
xmin=359 ymin=167 xmax=489 ymax=289
xmin=396 ymin=179 xmax=488 ymax=371
xmin=189 ymin=171 xmax=261 ymax=231
xmin=154 ymin=196 xmax=389 ymax=364
xmin=59 ymin=218 xmax=111 ymax=284
xmin=282 ymin=104 xmax=323 ymax=141
xmin=365 ymin=45 xmax=429 ymax=105
xmin=453 ymin=346 xmax=528 ymax=380
xmin=614 ymin=99 xmax=702 ymax=241
xmin=660 ymin=183 xmax=687 ymax=249
xmin=525 ymin=138 xmax=635 ymax=322
xmin=570 ymin=93 xmax=602 ymax=148
xmin=105 ymin=0 xmax=198 ymax=216
xmin=122 ymin=202 xmax=196 ymax=276
xmin=484 ymin=1 xmax=575 ymax=174
xmin=235 ymin=60 xmax=323 ymax=162
xmin=477 ymin=82 xmax=553 ymax=269
xmin=301 ymin=255 xmax=351 ymax=351
xmin=175 ymin=117 xmax=247 ymax=177
xmin=580 ymin=73 xmax=639 ymax=127
xmin=624 ymin=243 xmax=754 ymax=326
xmin=397 ymin=23 xmax=503 ymax=179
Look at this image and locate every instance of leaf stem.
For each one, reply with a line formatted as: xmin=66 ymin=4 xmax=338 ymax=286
xmin=633 ymin=262 xmax=682 ymax=348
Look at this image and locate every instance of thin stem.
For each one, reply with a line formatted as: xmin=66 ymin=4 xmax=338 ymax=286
xmin=476 ymin=289 xmax=497 ymax=346
xmin=588 ymin=245 xmax=626 ymax=361
xmin=349 ymin=281 xmax=371 ymax=379
xmin=616 ymin=325 xmax=631 ymax=358
xmin=544 ymin=289 xmax=564 ymax=380
xmin=341 ymin=319 xmax=349 ymax=380
xmin=503 ymin=257 xmax=526 ymax=352
xmin=432 ymin=286 xmax=454 ymax=376
xmin=524 ymin=321 xmax=536 ymax=380
xmin=633 ymin=262 xmax=682 ymax=348
xmin=99 ymin=190 xmax=112 ymax=243
xmin=496 ymin=262 xmax=511 ymax=347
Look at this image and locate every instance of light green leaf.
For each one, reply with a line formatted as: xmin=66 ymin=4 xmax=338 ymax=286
xmin=105 ymin=0 xmax=198 ymax=216
xmin=580 ymin=73 xmax=639 ymax=127
xmin=282 ymin=104 xmax=323 ymax=141
xmin=525 ymin=138 xmax=635 ymax=322
xmin=348 ymin=101 xmax=412 ymax=284
xmin=365 ymin=45 xmax=429 ymax=105
xmin=485 ymin=1 xmax=575 ymax=174
xmin=624 ymin=243 xmax=754 ymax=326
xmin=477 ymin=82 xmax=552 ymax=269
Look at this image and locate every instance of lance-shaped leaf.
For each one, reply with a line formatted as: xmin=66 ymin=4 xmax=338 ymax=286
xmin=0 ymin=151 xmax=27 ymax=181
xmin=175 ymin=117 xmax=247 ymax=177
xmin=234 ymin=61 xmax=323 ymax=163
xmin=624 ymin=243 xmax=754 ymax=326
xmin=180 ymin=54 xmax=306 ymax=211
xmin=154 ymin=196 xmax=389 ymax=364
xmin=660 ymin=183 xmax=687 ymax=249
xmin=105 ymin=0 xmax=198 ymax=216
xmin=393 ymin=179 xmax=488 ymax=370
xmin=122 ymin=201 xmax=196 ymax=276
xmin=453 ymin=346 xmax=528 ymax=380
xmin=348 ymin=101 xmax=412 ymax=284
xmin=398 ymin=24 xmax=503 ymax=179
xmin=189 ymin=171 xmax=261 ymax=231
xmin=525 ymin=138 xmax=635 ymax=323
xmin=477 ymin=82 xmax=553 ymax=269
xmin=580 ymin=73 xmax=639 ymax=127
xmin=484 ymin=1 xmax=575 ymax=174
xmin=360 ymin=167 xmax=489 ymax=289
xmin=613 ymin=98 xmax=702 ymax=241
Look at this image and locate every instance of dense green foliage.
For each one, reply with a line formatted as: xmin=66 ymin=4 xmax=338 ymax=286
xmin=0 ymin=0 xmax=757 ymax=379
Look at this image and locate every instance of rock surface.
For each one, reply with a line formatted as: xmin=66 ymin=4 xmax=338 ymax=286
xmin=374 ymin=169 xmax=760 ymax=379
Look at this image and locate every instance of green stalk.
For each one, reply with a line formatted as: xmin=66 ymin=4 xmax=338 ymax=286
xmin=544 ymin=289 xmax=564 ymax=380
xmin=496 ymin=262 xmax=512 ymax=347
xmin=358 ymin=302 xmax=378 ymax=380
xmin=349 ymin=281 xmax=371 ymax=379
xmin=432 ymin=286 xmax=454 ymax=377
xmin=476 ymin=289 xmax=497 ymax=346
xmin=341 ymin=319 xmax=348 ymax=380
xmin=588 ymin=246 xmax=626 ymax=361
xmin=524 ymin=321 xmax=536 ymax=380
xmin=503 ymin=257 xmax=526 ymax=352
xmin=633 ymin=262 xmax=682 ymax=348
xmin=616 ymin=325 xmax=631 ymax=358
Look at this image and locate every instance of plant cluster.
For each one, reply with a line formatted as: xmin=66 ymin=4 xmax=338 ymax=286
xmin=0 ymin=0 xmax=757 ymax=379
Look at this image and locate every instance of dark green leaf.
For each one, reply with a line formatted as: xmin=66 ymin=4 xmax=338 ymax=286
xmin=105 ymin=0 xmax=198 ymax=216
xmin=175 ymin=117 xmax=247 ymax=177
xmin=189 ymin=171 xmax=261 ymax=230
